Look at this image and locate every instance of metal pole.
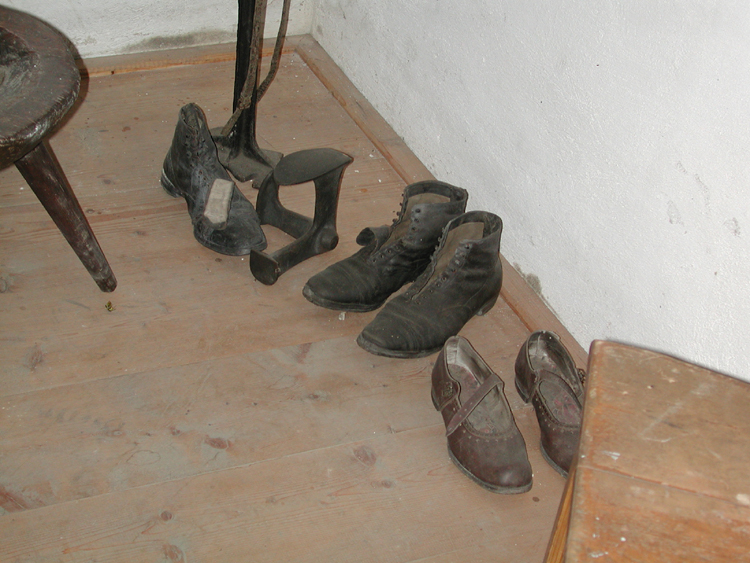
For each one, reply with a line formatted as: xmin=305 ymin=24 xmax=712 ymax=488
xmin=212 ymin=0 xmax=282 ymax=184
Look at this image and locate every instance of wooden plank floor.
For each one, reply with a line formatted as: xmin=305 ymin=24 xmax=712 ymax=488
xmin=0 ymin=36 xmax=570 ymax=563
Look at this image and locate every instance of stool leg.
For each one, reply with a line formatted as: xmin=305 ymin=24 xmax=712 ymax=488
xmin=15 ymin=140 xmax=117 ymax=292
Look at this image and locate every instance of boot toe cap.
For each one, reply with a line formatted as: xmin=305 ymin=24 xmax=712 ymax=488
xmin=357 ymin=316 xmax=442 ymax=358
xmin=193 ymin=195 xmax=266 ymax=255
xmin=303 ymin=263 xmax=387 ymax=312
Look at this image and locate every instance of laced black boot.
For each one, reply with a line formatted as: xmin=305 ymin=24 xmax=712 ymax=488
xmin=302 ymin=180 xmax=468 ymax=312
xmin=357 ymin=211 xmax=503 ymax=358
xmin=161 ymin=103 xmax=266 ymax=255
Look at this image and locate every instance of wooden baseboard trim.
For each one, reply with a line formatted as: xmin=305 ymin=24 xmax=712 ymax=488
xmin=78 ymin=36 xmax=301 ymax=78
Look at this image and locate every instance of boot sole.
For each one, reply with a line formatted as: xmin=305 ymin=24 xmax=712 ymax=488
xmin=447 ymin=447 xmax=533 ymax=494
xmin=355 ymin=291 xmax=500 ymax=359
xmin=302 ymin=284 xmax=385 ymax=313
xmin=540 ymin=440 xmax=569 ymax=478
xmin=355 ymin=333 xmax=443 ymax=359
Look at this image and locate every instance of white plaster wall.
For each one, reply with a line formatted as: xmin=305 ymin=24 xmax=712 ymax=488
xmin=312 ymin=1 xmax=750 ymax=380
xmin=4 ymin=0 xmax=312 ymax=58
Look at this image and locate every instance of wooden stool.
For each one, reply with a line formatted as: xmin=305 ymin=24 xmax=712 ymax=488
xmin=0 ymin=7 xmax=116 ymax=292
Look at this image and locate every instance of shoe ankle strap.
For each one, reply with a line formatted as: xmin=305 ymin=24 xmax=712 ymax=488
xmin=446 ymin=371 xmax=502 ymax=437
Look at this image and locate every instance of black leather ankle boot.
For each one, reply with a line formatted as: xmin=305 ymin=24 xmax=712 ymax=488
xmin=302 ymin=180 xmax=468 ymax=311
xmin=357 ymin=211 xmax=503 ymax=358
xmin=161 ymin=103 xmax=266 ymax=255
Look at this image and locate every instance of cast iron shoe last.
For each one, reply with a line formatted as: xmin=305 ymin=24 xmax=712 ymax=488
xmin=357 ymin=210 xmax=503 ymax=358
xmin=432 ymin=336 xmax=532 ymax=493
xmin=515 ymin=331 xmax=586 ymax=476
xmin=302 ymin=180 xmax=468 ymax=312
xmin=161 ymin=103 xmax=266 ymax=255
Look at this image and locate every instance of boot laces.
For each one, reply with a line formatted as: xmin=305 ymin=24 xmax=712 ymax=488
xmin=408 ymin=241 xmax=470 ymax=300
xmin=184 ymin=128 xmax=212 ymax=160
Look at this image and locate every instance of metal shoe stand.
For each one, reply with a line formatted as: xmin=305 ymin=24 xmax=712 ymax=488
xmin=213 ymin=0 xmax=352 ymax=285
xmin=211 ymin=0 xmax=286 ymax=184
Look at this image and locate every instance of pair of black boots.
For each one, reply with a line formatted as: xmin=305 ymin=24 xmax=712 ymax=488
xmin=303 ymin=181 xmax=504 ymax=358
xmin=161 ymin=103 xmax=267 ymax=256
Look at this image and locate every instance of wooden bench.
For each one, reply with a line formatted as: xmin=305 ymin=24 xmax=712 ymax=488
xmin=545 ymin=340 xmax=750 ymax=562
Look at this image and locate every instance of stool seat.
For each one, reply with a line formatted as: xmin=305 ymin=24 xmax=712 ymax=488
xmin=0 ymin=7 xmax=116 ymax=292
xmin=0 ymin=10 xmax=80 ymax=168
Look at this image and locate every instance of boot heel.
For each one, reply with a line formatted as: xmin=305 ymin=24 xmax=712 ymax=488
xmin=160 ymin=170 xmax=181 ymax=198
xmin=515 ymin=378 xmax=531 ymax=403
xmin=475 ymin=293 xmax=499 ymax=316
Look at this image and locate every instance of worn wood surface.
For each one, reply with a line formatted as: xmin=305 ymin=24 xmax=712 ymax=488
xmin=543 ymin=462 xmax=575 ymax=563
xmin=564 ymin=341 xmax=750 ymax=562
xmin=0 ymin=37 xmax=571 ymax=562
xmin=77 ymin=38 xmax=294 ymax=79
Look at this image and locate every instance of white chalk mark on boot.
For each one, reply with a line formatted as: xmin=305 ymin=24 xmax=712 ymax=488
xmin=203 ymin=178 xmax=233 ymax=229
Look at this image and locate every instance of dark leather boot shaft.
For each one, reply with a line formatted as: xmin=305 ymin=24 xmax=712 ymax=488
xmin=303 ymin=180 xmax=467 ymax=311
xmin=163 ymin=103 xmax=220 ymax=205
xmin=357 ymin=211 xmax=503 ymax=358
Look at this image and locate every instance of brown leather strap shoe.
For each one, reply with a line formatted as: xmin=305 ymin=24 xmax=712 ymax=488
xmin=432 ymin=336 xmax=532 ymax=494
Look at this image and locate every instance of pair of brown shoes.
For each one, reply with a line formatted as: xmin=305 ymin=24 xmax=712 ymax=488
xmin=431 ymin=331 xmax=584 ymax=494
